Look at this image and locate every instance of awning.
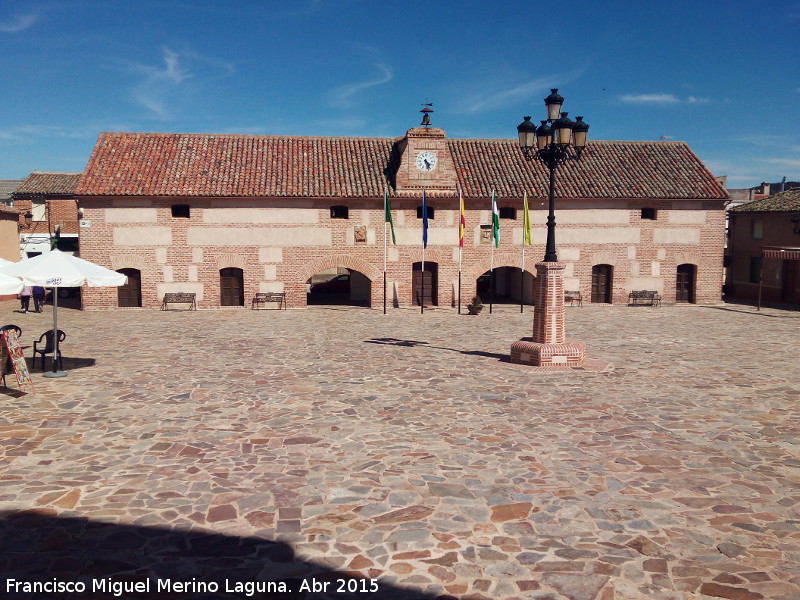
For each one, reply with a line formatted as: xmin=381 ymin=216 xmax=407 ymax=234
xmin=761 ymin=246 xmax=800 ymax=260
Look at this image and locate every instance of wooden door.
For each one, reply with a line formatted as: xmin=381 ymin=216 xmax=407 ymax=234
xmin=117 ymin=268 xmax=142 ymax=307
xmin=676 ymin=264 xmax=695 ymax=303
xmin=220 ymin=268 xmax=244 ymax=306
xmin=591 ymin=264 xmax=613 ymax=303
xmin=782 ymin=260 xmax=800 ymax=303
xmin=412 ymin=262 xmax=437 ymax=306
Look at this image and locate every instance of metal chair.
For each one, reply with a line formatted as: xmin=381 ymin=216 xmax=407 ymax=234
xmin=32 ymin=329 xmax=66 ymax=371
xmin=1 ymin=325 xmax=22 ymax=386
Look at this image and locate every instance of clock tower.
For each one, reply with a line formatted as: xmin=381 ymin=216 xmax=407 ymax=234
xmin=393 ymin=105 xmax=458 ymax=198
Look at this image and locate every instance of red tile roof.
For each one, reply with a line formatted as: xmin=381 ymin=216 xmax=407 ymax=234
xmin=16 ymin=171 xmax=82 ymax=196
xmin=451 ymin=139 xmax=728 ymax=200
xmin=76 ymin=132 xmax=727 ymax=200
xmin=729 ymin=188 xmax=800 ymax=212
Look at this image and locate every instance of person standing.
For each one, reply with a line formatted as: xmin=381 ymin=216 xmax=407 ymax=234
xmin=18 ymin=285 xmax=32 ymax=313
xmin=32 ymin=286 xmax=46 ymax=313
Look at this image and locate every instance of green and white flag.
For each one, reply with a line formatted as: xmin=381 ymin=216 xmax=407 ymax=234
xmin=491 ymin=189 xmax=500 ymax=248
xmin=384 ymin=187 xmax=396 ymax=244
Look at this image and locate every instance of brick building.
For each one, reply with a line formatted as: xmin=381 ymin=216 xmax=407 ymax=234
xmin=14 ymin=171 xmax=82 ymax=258
xmin=74 ymin=124 xmax=727 ymax=310
xmin=727 ymin=188 xmax=800 ymax=305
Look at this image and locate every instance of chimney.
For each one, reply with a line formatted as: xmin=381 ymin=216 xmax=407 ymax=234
xmin=761 ymin=182 xmax=770 ymax=196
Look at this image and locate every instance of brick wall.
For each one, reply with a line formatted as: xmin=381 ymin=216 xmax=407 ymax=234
xmin=78 ymin=195 xmax=726 ymax=310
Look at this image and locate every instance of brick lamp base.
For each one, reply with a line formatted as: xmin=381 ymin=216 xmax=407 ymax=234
xmin=510 ymin=339 xmax=585 ymax=367
xmin=510 ymin=261 xmax=585 ymax=368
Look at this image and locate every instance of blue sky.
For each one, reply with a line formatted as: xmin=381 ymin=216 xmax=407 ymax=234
xmin=1 ymin=0 xmax=798 ymax=188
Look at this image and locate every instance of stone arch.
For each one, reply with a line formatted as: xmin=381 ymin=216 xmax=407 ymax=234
xmin=110 ymin=254 xmax=147 ymax=271
xmin=673 ymin=251 xmax=701 ymax=267
xmin=296 ymin=254 xmax=381 ymax=283
xmin=215 ymin=253 xmax=248 ymax=270
xmin=464 ymin=252 xmax=533 ymax=282
xmin=590 ymin=251 xmax=619 ymax=267
xmin=406 ymin=247 xmax=450 ymax=264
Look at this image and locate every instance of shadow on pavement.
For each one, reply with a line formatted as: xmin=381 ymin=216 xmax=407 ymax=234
xmin=365 ymin=337 xmax=508 ymax=362
xmin=0 ymin=510 xmax=444 ymax=600
xmin=701 ymin=304 xmax=800 ymax=318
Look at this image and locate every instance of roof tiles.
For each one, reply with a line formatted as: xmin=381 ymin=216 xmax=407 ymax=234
xmin=16 ymin=171 xmax=82 ymax=196
xmin=729 ymin=188 xmax=800 ymax=212
xmin=76 ymin=132 xmax=727 ymax=200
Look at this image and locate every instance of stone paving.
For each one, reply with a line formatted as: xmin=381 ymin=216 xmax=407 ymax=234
xmin=0 ymin=300 xmax=799 ymax=600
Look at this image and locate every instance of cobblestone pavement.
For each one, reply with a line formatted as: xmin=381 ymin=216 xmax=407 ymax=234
xmin=1 ymin=300 xmax=799 ymax=600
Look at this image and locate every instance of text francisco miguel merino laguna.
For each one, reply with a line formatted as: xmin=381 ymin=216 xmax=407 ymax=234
xmin=6 ymin=576 xmax=380 ymax=596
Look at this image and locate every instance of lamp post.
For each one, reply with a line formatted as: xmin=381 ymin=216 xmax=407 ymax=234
xmin=516 ymin=89 xmax=589 ymax=262
xmin=510 ymin=89 xmax=588 ymax=367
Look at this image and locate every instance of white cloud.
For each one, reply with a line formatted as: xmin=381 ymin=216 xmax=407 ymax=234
xmin=619 ymin=93 xmax=713 ymax=106
xmin=454 ymin=76 xmax=560 ymax=115
xmin=122 ymin=47 xmax=234 ymax=118
xmin=450 ymin=63 xmax=587 ymax=116
xmin=619 ymin=94 xmax=680 ymax=104
xmin=0 ymin=124 xmax=95 ymax=141
xmin=0 ymin=13 xmax=38 ymax=33
xmin=764 ymin=158 xmax=800 ymax=168
xmin=327 ymin=64 xmax=393 ymax=109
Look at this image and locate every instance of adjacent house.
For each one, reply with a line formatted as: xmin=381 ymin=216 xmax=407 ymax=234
xmin=14 ymin=171 xmax=82 ymax=259
xmin=74 ymin=122 xmax=728 ymax=310
xmin=727 ymin=188 xmax=800 ymax=305
xmin=0 ymin=179 xmax=23 ymax=264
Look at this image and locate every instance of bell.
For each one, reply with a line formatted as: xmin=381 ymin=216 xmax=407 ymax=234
xmin=421 ymin=113 xmax=431 ymax=126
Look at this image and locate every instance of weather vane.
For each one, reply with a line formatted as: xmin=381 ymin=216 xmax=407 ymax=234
xmin=420 ymin=103 xmax=433 ymax=127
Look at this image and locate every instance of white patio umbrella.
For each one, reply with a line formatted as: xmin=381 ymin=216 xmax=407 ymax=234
xmin=0 ymin=271 xmax=23 ymax=295
xmin=0 ymin=250 xmax=127 ymax=377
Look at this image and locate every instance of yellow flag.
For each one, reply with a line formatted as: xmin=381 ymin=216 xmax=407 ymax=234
xmin=523 ymin=191 xmax=532 ymax=245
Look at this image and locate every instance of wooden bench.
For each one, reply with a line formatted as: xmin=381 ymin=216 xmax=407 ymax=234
xmin=628 ymin=290 xmax=661 ymax=307
xmin=564 ymin=290 xmax=583 ymax=307
xmin=252 ymin=292 xmax=286 ymax=310
xmin=161 ymin=292 xmax=197 ymax=310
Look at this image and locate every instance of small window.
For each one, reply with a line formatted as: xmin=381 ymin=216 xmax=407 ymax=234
xmin=330 ymin=205 xmax=349 ymax=219
xmin=749 ymin=257 xmax=762 ymax=283
xmin=32 ymin=199 xmax=46 ymax=221
xmin=751 ymin=219 xmax=763 ymax=240
xmin=641 ymin=208 xmax=657 ymax=220
xmin=416 ymin=206 xmax=434 ymax=219
xmin=171 ymin=204 xmax=191 ymax=218
xmin=55 ymin=237 xmax=79 ymax=252
xmin=499 ymin=207 xmax=516 ymax=220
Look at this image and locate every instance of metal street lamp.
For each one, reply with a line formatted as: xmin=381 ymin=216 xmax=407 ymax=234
xmin=509 ymin=89 xmax=588 ymax=368
xmin=517 ymin=89 xmax=589 ymax=262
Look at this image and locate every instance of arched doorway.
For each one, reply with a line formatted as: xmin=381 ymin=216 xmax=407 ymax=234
xmin=591 ymin=264 xmax=613 ymax=303
xmin=220 ymin=268 xmax=244 ymax=306
xmin=307 ymin=268 xmax=371 ymax=306
xmin=117 ymin=268 xmax=142 ymax=307
xmin=476 ymin=267 xmax=534 ymax=304
xmin=413 ymin=262 xmax=438 ymax=306
xmin=676 ymin=264 xmax=696 ymax=303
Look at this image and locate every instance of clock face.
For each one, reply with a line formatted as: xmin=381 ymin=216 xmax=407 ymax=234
xmin=415 ymin=151 xmax=438 ymax=172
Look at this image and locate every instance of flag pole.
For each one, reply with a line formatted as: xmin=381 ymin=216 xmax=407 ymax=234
xmin=489 ymin=188 xmax=496 ymax=315
xmin=520 ymin=191 xmax=526 ymax=313
xmin=521 ymin=190 xmax=531 ymax=313
xmin=383 ymin=187 xmax=388 ymax=315
xmin=421 ymin=249 xmax=425 ymax=314
xmin=458 ymin=186 xmax=463 ymax=314
xmin=520 ymin=242 xmax=525 ymax=313
xmin=421 ymin=187 xmax=426 ymax=314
